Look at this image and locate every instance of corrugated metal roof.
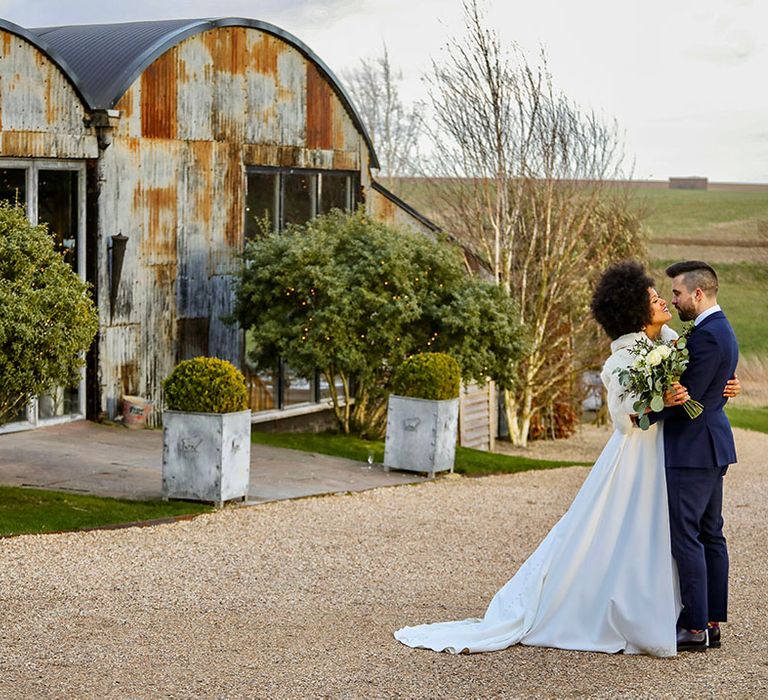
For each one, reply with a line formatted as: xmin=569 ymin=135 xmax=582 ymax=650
xmin=30 ymin=18 xmax=200 ymax=111
xmin=0 ymin=16 xmax=379 ymax=168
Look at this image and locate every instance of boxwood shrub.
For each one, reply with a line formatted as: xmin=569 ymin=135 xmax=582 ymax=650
xmin=391 ymin=353 xmax=460 ymax=401
xmin=163 ymin=357 xmax=248 ymax=414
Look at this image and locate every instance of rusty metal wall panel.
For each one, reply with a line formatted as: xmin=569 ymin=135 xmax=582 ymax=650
xmin=244 ymin=32 xmax=303 ymax=145
xmin=95 ymin=24 xmax=380 ymax=419
xmin=100 ymin=324 xmax=141 ymax=418
xmin=141 ymin=55 xmax=178 ymax=139
xmin=0 ymin=30 xmax=97 ymax=157
xmin=175 ymin=36 xmax=214 ymax=142
xmin=135 ymin=140 xmax=181 ymax=266
xmin=241 ymin=144 xmax=358 ymax=170
xmin=209 ymin=274 xmax=242 ymax=367
xmin=306 ymin=63 xmax=333 ymax=150
xmin=177 ymin=317 xmax=210 ymax=361
xmin=0 ymin=131 xmax=97 ymax=158
xmin=367 ymin=187 xmax=434 ymax=236
xmin=177 ymin=141 xmax=214 ymax=319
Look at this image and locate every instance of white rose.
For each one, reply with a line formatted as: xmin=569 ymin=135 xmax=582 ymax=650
xmin=657 ymin=344 xmax=672 ymax=359
xmin=632 ymin=358 xmax=643 ymax=370
xmin=647 ymin=349 xmax=662 ymax=366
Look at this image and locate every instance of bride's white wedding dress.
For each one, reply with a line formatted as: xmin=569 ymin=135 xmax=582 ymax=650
xmin=394 ymin=328 xmax=682 ymax=657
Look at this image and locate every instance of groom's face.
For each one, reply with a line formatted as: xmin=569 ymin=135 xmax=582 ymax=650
xmin=670 ymin=274 xmax=698 ymax=321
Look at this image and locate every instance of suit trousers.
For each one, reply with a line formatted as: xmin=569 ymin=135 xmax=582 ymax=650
xmin=666 ymin=465 xmax=729 ymax=630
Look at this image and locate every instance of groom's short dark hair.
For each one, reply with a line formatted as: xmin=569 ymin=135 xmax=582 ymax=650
xmin=665 ymin=261 xmax=718 ymax=296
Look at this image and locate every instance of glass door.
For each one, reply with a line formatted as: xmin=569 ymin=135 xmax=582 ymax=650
xmin=0 ymin=160 xmax=86 ymax=434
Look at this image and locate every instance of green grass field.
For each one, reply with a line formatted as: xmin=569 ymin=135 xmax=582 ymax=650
xmin=251 ymin=430 xmax=588 ymax=477
xmin=726 ymin=405 xmax=768 ymax=434
xmin=636 ymin=188 xmax=768 ymax=240
xmin=0 ymin=487 xmax=212 ymax=538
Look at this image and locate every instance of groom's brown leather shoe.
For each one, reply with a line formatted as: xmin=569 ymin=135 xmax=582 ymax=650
xmin=677 ymin=628 xmax=708 ymax=652
xmin=707 ymin=623 xmax=721 ymax=649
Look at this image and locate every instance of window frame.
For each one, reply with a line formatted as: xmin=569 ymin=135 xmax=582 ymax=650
xmin=0 ymin=158 xmax=87 ymax=434
xmin=243 ymin=166 xmax=358 ymax=411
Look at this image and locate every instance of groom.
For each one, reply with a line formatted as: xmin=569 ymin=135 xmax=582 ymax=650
xmin=654 ymin=261 xmax=739 ymax=652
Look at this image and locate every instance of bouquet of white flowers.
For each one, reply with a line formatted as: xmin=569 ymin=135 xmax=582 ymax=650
xmin=615 ymin=332 xmax=704 ymax=430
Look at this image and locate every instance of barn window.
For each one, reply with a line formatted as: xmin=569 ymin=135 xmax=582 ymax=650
xmin=245 ymin=168 xmax=358 ymax=239
xmin=0 ymin=160 xmax=86 ymax=432
xmin=243 ymin=167 xmax=358 ymax=412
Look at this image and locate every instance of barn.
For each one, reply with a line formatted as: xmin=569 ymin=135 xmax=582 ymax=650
xmin=0 ymin=17 xmax=496 ymax=450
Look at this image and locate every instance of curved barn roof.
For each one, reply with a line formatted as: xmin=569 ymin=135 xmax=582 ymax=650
xmin=0 ymin=17 xmax=379 ymax=168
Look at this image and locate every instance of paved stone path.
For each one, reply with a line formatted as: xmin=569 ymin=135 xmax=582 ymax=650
xmin=0 ymin=421 xmax=425 ymax=503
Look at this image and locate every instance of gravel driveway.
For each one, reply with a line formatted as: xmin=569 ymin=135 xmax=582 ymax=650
xmin=0 ymin=427 xmax=766 ymax=699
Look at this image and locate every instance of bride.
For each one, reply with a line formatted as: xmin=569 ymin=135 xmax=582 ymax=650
xmin=394 ymin=261 xmax=738 ymax=657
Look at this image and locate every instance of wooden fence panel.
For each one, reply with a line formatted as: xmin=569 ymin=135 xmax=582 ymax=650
xmin=459 ymin=381 xmax=495 ymax=451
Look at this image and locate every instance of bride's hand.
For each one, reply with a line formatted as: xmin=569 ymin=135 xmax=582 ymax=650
xmin=723 ymin=374 xmax=740 ymax=399
xmin=664 ymin=382 xmax=690 ymax=407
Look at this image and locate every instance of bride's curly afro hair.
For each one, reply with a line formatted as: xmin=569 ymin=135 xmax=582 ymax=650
xmin=591 ymin=261 xmax=655 ymax=340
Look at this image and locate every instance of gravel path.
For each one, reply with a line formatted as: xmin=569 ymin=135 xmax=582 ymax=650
xmin=1 ymin=428 xmax=766 ymax=699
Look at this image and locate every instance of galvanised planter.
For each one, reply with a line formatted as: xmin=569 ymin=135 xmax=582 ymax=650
xmin=383 ymin=395 xmax=458 ymax=477
xmin=162 ymin=409 xmax=251 ymax=506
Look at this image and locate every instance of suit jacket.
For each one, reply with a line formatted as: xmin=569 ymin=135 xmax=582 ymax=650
xmin=652 ymin=311 xmax=738 ymax=468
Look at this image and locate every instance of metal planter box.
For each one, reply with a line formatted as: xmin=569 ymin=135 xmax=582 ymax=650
xmin=162 ymin=409 xmax=251 ymax=506
xmin=383 ymin=395 xmax=459 ymax=477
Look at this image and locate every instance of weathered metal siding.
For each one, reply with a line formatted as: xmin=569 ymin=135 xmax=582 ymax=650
xmin=0 ymin=30 xmax=97 ymax=158
xmin=367 ymin=187 xmax=435 ymax=237
xmin=98 ymin=26 xmax=369 ymax=421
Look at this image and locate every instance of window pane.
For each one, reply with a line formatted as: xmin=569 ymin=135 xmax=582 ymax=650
xmin=4 ymin=396 xmax=30 ymax=424
xmin=319 ymin=173 xmax=351 ymax=214
xmin=36 ymin=170 xmax=82 ymax=419
xmin=318 ymin=374 xmax=345 ymax=402
xmin=245 ymin=172 xmax=278 ymax=239
xmin=244 ymin=330 xmax=277 ymax=411
xmin=0 ymin=168 xmax=26 ymax=206
xmin=283 ymin=366 xmax=314 ymax=406
xmin=38 ymin=386 xmax=80 ymax=419
xmin=283 ymin=173 xmax=316 ymax=227
xmin=38 ymin=170 xmax=79 ymax=273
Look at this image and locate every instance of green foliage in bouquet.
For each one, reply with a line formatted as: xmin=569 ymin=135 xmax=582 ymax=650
xmin=615 ymin=333 xmax=703 ymax=430
xmin=0 ymin=203 xmax=98 ymax=426
xmin=163 ymin=357 xmax=248 ymax=414
xmin=392 ymin=353 xmax=461 ymax=401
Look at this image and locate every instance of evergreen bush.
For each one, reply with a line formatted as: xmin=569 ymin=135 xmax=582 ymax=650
xmin=392 ymin=353 xmax=461 ymax=401
xmin=163 ymin=357 xmax=248 ymax=414
xmin=0 ymin=203 xmax=98 ymax=425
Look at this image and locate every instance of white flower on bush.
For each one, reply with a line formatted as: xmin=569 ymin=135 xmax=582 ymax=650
xmin=657 ymin=344 xmax=672 ymax=359
xmin=647 ymin=348 xmax=663 ymax=367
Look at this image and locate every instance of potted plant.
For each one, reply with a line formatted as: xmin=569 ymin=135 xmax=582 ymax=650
xmin=384 ymin=353 xmax=460 ymax=477
xmin=161 ymin=357 xmax=251 ymax=506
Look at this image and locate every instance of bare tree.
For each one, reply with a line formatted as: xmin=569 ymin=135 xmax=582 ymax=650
xmin=342 ymin=46 xmax=422 ymax=180
xmin=425 ymin=0 xmax=644 ymax=446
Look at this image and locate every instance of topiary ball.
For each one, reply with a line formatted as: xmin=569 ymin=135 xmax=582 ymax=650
xmin=163 ymin=357 xmax=249 ymax=414
xmin=391 ymin=352 xmax=461 ymax=401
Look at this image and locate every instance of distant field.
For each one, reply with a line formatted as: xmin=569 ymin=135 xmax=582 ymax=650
xmin=636 ymin=188 xmax=768 ymax=241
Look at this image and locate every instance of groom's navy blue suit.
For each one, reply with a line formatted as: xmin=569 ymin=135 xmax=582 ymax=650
xmin=652 ymin=310 xmax=738 ymax=630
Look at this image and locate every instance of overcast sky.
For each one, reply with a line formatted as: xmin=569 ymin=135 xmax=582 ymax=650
xmin=1 ymin=0 xmax=766 ymax=183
